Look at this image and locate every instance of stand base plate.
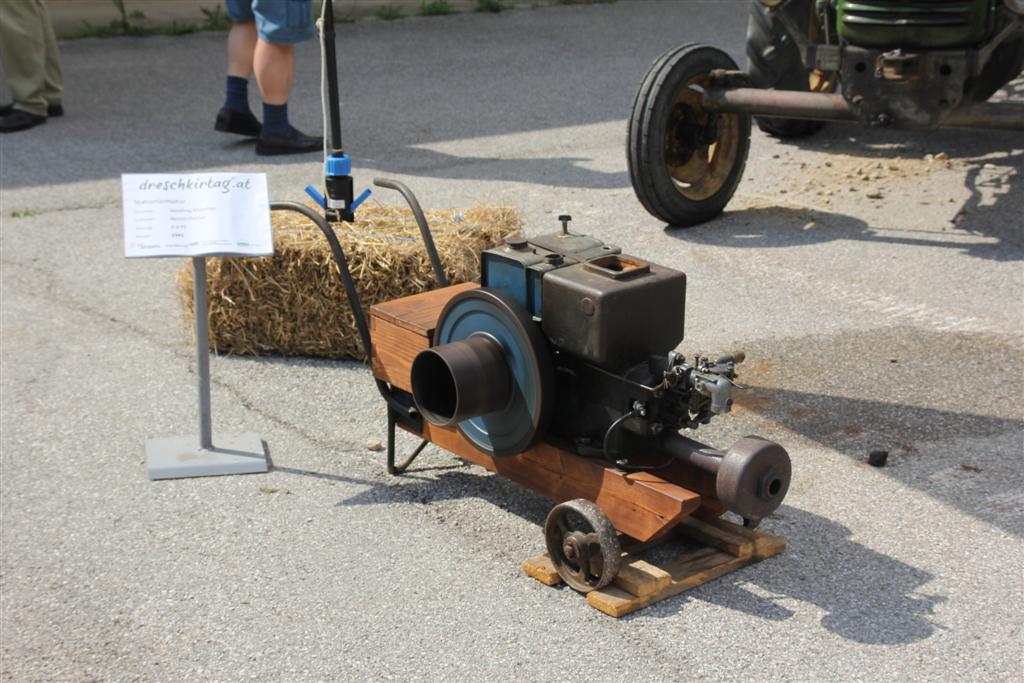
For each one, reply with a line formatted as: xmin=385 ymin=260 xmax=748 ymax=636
xmin=145 ymin=432 xmax=267 ymax=480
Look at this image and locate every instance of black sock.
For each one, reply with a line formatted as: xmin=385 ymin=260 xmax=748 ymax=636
xmin=262 ymin=102 xmax=290 ymax=138
xmin=224 ymin=76 xmax=251 ymax=114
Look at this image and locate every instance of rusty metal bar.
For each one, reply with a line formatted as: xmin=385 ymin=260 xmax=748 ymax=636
xmin=701 ymin=87 xmax=855 ymax=121
xmin=944 ymin=101 xmax=1024 ymax=131
xmin=701 ymin=86 xmax=1024 ymax=131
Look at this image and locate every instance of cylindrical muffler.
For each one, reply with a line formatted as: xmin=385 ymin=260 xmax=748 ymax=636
xmin=410 ymin=335 xmax=512 ymax=427
xmin=661 ymin=432 xmax=792 ymax=524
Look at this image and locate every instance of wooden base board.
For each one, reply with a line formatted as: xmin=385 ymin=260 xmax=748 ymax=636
xmin=522 ymin=516 xmax=786 ymax=618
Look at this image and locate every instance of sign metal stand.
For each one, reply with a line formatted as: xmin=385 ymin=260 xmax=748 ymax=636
xmin=145 ymin=256 xmax=267 ymax=480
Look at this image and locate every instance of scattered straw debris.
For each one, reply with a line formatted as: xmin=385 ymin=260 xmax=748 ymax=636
xmin=177 ymin=203 xmax=521 ymax=360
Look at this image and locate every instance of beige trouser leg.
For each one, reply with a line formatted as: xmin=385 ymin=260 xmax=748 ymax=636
xmin=0 ymin=0 xmax=62 ymax=117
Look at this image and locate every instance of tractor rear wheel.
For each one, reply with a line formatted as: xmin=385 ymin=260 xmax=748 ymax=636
xmin=627 ymin=43 xmax=751 ymax=227
xmin=746 ymin=0 xmax=836 ymax=138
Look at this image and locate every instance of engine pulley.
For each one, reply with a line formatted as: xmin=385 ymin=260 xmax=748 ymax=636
xmin=411 ymin=288 xmax=553 ymax=457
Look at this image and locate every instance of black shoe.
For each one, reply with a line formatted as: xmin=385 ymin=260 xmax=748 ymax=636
xmin=0 ymin=110 xmax=47 ymax=133
xmin=256 ymin=126 xmax=323 ymax=156
xmin=214 ymin=107 xmax=262 ymax=137
xmin=0 ymin=103 xmax=61 ymax=117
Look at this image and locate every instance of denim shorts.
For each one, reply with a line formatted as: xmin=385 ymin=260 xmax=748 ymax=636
xmin=225 ymin=0 xmax=314 ymax=44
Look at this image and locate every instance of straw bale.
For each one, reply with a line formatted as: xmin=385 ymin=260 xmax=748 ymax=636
xmin=176 ymin=203 xmax=521 ymax=361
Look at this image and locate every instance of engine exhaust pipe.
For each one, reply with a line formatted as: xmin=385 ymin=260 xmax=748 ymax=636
xmin=660 ymin=432 xmax=792 ymax=525
xmin=411 ymin=335 xmax=511 ymax=427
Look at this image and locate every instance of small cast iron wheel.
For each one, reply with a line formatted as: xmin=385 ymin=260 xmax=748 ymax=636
xmin=628 ymin=43 xmax=751 ymax=227
xmin=543 ymin=499 xmax=621 ymax=593
xmin=746 ymin=0 xmax=837 ymax=138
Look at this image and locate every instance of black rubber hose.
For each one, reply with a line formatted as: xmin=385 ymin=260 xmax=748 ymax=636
xmin=271 ymin=201 xmax=371 ymax=355
xmin=601 ymin=408 xmax=676 ymax=472
xmin=269 ymin=201 xmax=416 ymax=418
xmin=373 ymin=177 xmax=449 ymax=288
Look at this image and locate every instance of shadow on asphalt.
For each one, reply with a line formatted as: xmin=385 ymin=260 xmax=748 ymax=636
xmin=736 ymin=385 xmax=1024 ymax=527
xmin=362 ymin=147 xmax=631 ymax=190
xmin=326 ymin=461 xmax=554 ymax=531
xmin=290 ymin=460 xmax=943 ymax=645
xmin=637 ymin=506 xmax=945 ymax=645
xmin=664 ymin=135 xmax=1023 ymax=262
xmin=676 ymin=194 xmax=1022 ymax=262
xmin=728 ymin=325 xmax=1024 ymax=539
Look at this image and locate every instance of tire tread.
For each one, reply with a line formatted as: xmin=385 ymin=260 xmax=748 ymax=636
xmin=627 ymin=43 xmax=750 ymax=226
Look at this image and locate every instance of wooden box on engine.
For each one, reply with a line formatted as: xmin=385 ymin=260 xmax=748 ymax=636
xmin=369 ymin=283 xmax=785 ymax=616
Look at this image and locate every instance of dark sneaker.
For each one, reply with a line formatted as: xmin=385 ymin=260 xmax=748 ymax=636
xmin=256 ymin=126 xmax=323 ymax=156
xmin=0 ymin=110 xmax=46 ymax=133
xmin=214 ymin=107 xmax=262 ymax=137
xmin=0 ymin=103 xmax=61 ymax=117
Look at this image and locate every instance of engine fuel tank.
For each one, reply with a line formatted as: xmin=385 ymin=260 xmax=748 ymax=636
xmin=540 ymin=254 xmax=686 ymax=371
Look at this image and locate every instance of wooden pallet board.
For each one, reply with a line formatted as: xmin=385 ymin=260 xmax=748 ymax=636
xmin=522 ymin=516 xmax=786 ymax=617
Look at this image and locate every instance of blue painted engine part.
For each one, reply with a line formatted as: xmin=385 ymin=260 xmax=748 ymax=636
xmin=480 ymin=232 xmax=620 ymax=320
xmin=414 ymin=224 xmax=691 ymax=457
xmin=413 ymin=288 xmax=553 ymax=456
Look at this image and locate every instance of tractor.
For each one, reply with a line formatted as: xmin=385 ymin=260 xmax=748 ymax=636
xmin=627 ymin=0 xmax=1024 ymax=226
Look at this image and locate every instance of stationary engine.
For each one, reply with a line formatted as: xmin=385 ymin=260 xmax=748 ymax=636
xmin=409 ymin=222 xmax=791 ymax=526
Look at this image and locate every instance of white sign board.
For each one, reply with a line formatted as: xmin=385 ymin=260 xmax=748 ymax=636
xmin=122 ymin=173 xmax=273 ymax=258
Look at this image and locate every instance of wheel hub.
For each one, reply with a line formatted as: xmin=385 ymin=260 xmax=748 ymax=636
xmin=663 ymin=78 xmax=743 ymax=202
xmin=561 ymin=531 xmax=596 ymax=579
xmin=543 ymin=499 xmax=622 ymax=593
xmin=668 ymin=103 xmax=720 ymax=163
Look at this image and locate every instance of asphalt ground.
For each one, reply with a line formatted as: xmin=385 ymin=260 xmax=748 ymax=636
xmin=2 ymin=1 xmax=1023 ymax=680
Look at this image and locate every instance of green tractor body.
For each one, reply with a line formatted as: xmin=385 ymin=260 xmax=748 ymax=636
xmin=837 ymin=0 xmax=990 ymax=49
xmin=748 ymin=0 xmax=1023 ymax=132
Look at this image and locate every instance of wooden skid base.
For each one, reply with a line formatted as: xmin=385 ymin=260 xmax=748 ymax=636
xmin=522 ymin=516 xmax=786 ymax=618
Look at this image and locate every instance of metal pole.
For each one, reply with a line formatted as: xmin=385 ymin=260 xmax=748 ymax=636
xmin=193 ymin=256 xmax=213 ymax=450
xmin=322 ymin=0 xmax=343 ymax=154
